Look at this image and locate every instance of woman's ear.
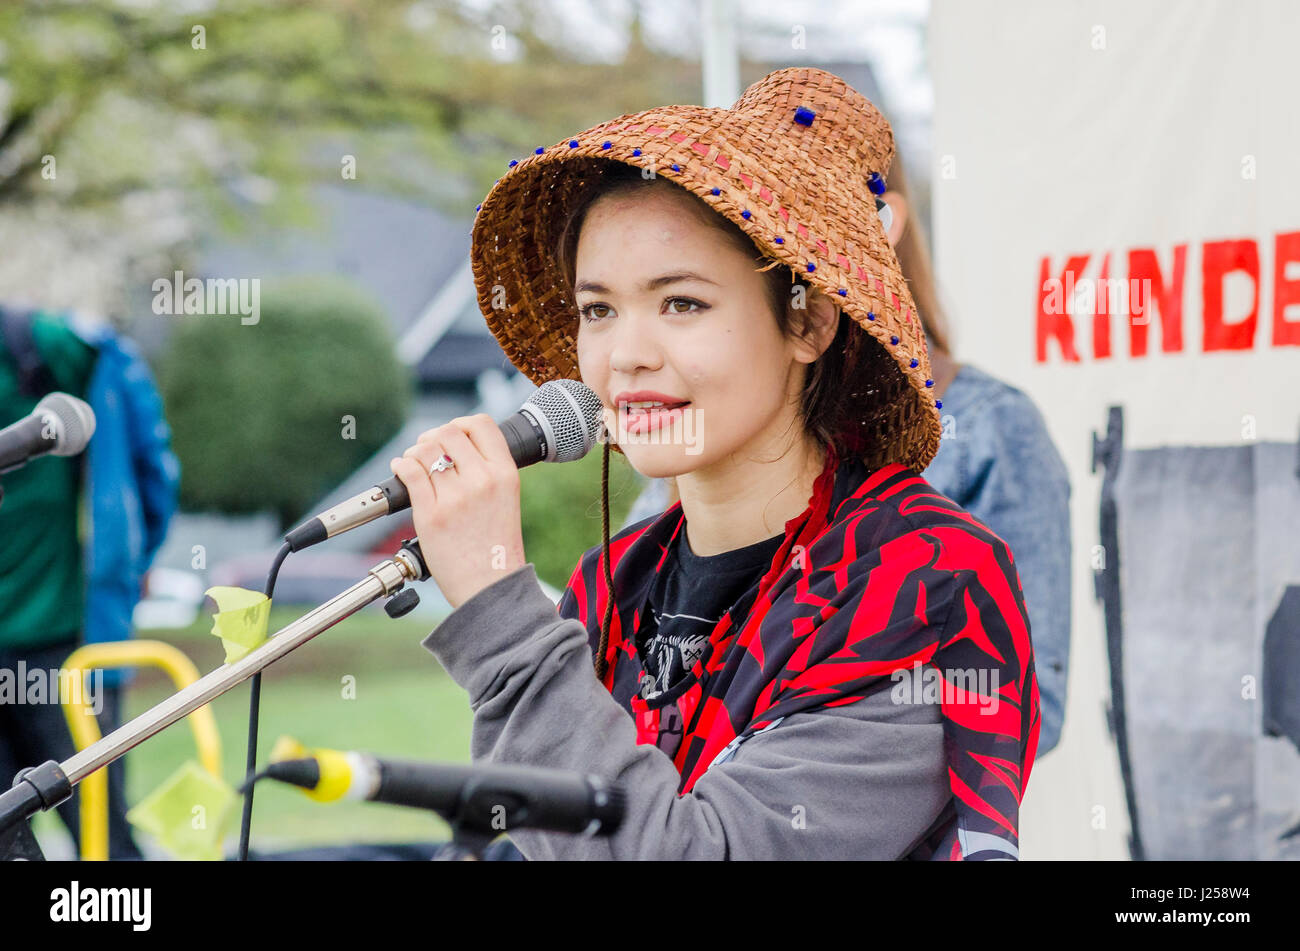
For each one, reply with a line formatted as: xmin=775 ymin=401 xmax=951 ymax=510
xmin=881 ymin=189 xmax=908 ymax=246
xmin=790 ymin=289 xmax=841 ymax=365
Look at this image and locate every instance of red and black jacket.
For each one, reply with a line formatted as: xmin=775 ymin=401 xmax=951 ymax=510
xmin=559 ymin=445 xmax=1041 ymax=860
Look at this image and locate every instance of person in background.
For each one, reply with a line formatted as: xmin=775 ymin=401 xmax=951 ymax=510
xmin=621 ymin=152 xmax=1073 ymax=758
xmin=0 ymin=305 xmax=180 ymax=859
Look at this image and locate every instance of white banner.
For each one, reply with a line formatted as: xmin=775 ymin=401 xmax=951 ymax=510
xmin=931 ymin=0 xmax=1300 ymax=858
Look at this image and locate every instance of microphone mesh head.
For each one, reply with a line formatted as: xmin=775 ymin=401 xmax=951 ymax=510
xmin=35 ymin=393 xmax=96 ymax=456
xmin=524 ymin=379 xmax=605 ymax=462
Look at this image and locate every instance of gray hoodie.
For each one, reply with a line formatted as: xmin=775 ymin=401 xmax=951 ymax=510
xmin=420 ymin=562 xmax=956 ymax=860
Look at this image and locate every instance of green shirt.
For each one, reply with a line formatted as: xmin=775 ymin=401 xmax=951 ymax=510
xmin=0 ymin=312 xmax=97 ymax=649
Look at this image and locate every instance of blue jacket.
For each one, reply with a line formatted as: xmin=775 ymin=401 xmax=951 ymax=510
xmin=75 ymin=317 xmax=181 ymax=684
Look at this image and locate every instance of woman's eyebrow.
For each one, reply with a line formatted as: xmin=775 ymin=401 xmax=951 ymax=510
xmin=575 ymin=271 xmax=719 ymax=294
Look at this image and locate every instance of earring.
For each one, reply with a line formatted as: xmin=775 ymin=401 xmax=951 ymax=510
xmin=875 ymin=197 xmax=894 ymax=235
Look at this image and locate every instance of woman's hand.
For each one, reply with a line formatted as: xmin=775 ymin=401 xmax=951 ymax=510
xmin=388 ymin=414 xmax=527 ymax=611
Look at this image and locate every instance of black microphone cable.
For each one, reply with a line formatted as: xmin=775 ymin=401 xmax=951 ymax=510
xmin=235 ymin=759 xmax=316 ymax=797
xmin=234 ymin=539 xmax=291 ymax=861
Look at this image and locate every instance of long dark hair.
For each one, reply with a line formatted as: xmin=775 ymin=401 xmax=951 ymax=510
xmin=554 ymin=161 xmax=897 ymax=680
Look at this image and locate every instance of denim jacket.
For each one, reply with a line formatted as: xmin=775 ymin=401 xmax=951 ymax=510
xmin=918 ymin=364 xmax=1071 ymax=755
xmin=621 ymin=363 xmax=1072 ymax=756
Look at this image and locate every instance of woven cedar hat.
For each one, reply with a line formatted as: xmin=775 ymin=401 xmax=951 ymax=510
xmin=469 ymin=66 xmax=942 ymax=473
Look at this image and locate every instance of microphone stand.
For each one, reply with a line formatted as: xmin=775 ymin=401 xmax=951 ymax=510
xmin=0 ymin=539 xmax=431 ymax=850
xmin=437 ymin=817 xmax=500 ymax=862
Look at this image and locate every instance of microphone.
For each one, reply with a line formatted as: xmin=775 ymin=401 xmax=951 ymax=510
xmin=0 ymin=392 xmax=96 ymax=474
xmin=264 ymin=739 xmax=625 ymax=837
xmin=284 ymin=378 xmax=604 ymax=552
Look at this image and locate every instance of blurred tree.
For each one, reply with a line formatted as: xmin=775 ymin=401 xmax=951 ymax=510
xmin=520 ymin=442 xmax=640 ymax=590
xmin=0 ymin=0 xmax=716 ymax=539
xmin=158 ymin=276 xmax=410 ymax=527
xmin=0 ymin=0 xmax=702 ymax=228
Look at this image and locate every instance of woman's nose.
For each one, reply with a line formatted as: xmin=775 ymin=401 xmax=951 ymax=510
xmin=608 ymin=311 xmax=664 ymax=374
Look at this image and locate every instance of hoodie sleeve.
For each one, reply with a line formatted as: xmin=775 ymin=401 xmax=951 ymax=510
xmin=420 ymin=563 xmax=952 ymax=860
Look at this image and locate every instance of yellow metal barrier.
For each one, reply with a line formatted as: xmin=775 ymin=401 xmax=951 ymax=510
xmin=60 ymin=641 xmax=221 ymax=861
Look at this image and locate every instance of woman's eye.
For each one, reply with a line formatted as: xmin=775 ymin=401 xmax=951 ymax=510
xmin=580 ymin=298 xmax=706 ymax=322
xmin=666 ymin=297 xmax=706 ymax=315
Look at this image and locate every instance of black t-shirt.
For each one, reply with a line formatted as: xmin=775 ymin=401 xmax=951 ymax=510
xmin=636 ymin=526 xmax=786 ymax=706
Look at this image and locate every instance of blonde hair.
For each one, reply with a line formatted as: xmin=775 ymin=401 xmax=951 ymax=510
xmin=886 ymin=152 xmax=952 ymax=356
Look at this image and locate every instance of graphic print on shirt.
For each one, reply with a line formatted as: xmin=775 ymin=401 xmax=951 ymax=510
xmin=634 ymin=527 xmax=786 ymax=760
xmin=639 ymin=612 xmax=712 ymax=701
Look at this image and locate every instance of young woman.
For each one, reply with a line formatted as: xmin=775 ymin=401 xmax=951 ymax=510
xmin=389 ymin=67 xmax=1040 ymax=860
xmin=623 ymin=149 xmax=1073 ymax=758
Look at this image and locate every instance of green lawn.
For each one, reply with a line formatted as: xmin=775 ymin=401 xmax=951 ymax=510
xmin=32 ymin=600 xmax=475 ymax=858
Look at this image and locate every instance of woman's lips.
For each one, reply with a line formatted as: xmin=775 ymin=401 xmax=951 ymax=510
xmin=619 ymin=401 xmax=690 ymax=434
